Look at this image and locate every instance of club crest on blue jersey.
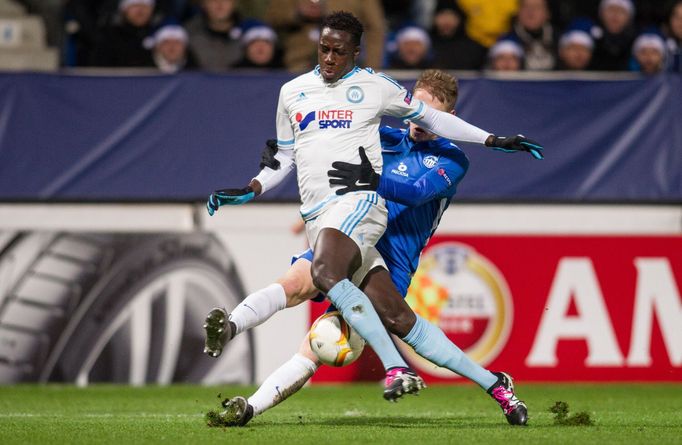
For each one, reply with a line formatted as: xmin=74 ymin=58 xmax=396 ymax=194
xmin=423 ymin=155 xmax=439 ymax=168
xmin=296 ymin=110 xmax=354 ymax=131
xmin=346 ymin=86 xmax=364 ymax=103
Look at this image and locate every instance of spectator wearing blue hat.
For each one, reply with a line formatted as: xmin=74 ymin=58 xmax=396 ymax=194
xmin=632 ymin=33 xmax=666 ymax=75
xmin=488 ymin=39 xmax=524 ymax=71
xmin=234 ymin=24 xmax=284 ymax=69
xmin=387 ymin=25 xmax=432 ymax=69
xmin=557 ymin=29 xmax=594 ymax=70
xmin=591 ymin=0 xmax=637 ymax=70
xmin=664 ymin=0 xmax=682 ymax=72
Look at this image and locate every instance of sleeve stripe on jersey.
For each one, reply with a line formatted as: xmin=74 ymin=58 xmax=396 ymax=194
xmin=278 ymin=139 xmax=295 ymax=146
xmin=378 ymin=73 xmax=404 ymax=90
xmin=403 ymin=102 xmax=425 ymax=121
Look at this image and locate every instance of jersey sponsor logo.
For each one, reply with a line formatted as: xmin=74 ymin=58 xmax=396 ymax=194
xmin=400 ymin=242 xmax=513 ymax=379
xmin=346 ymin=86 xmax=364 ymax=103
xmin=296 ymin=111 xmax=316 ymax=131
xmin=404 ymin=91 xmax=413 ymax=105
xmin=423 ymin=155 xmax=439 ymax=168
xmin=438 ymin=168 xmax=452 ymax=187
xmin=296 ymin=110 xmax=354 ymax=131
xmin=391 ymin=162 xmax=409 ymax=177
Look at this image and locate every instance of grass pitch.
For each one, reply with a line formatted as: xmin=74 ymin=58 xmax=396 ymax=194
xmin=1 ymin=383 xmax=681 ymax=445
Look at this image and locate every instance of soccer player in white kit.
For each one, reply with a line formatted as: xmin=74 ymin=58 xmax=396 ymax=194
xmin=207 ymin=11 xmax=544 ymax=402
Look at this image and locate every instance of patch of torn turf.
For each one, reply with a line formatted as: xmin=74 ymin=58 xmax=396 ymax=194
xmin=550 ymin=401 xmax=594 ymax=426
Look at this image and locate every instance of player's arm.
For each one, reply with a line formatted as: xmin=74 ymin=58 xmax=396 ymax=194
xmin=377 ymin=73 xmax=543 ymax=159
xmin=328 ymin=147 xmax=467 ymax=207
xmin=415 ymin=108 xmax=544 ymax=159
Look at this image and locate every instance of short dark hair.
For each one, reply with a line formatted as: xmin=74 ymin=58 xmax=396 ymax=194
xmin=320 ymin=11 xmax=364 ymax=46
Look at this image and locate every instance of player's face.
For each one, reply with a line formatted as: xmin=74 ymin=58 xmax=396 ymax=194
xmin=318 ymin=28 xmax=360 ymax=84
xmin=409 ymin=88 xmax=450 ymax=143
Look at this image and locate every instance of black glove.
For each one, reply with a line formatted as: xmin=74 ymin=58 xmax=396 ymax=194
xmin=259 ymin=139 xmax=280 ymax=170
xmin=486 ymin=135 xmax=544 ymax=160
xmin=328 ymin=147 xmax=380 ymax=195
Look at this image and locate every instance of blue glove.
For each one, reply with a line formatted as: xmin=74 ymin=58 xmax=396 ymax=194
xmin=487 ymin=135 xmax=544 ymax=160
xmin=206 ymin=187 xmax=255 ymax=216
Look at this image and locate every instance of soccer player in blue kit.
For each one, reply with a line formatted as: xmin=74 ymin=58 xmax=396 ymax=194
xmin=206 ymin=69 xmax=535 ymax=427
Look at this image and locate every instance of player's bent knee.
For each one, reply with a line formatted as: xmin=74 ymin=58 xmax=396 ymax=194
xmin=382 ymin=308 xmax=416 ymax=338
xmin=310 ymin=260 xmax=342 ymax=294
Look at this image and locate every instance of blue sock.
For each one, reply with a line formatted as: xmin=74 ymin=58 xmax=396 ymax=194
xmin=403 ymin=314 xmax=497 ymax=390
xmin=327 ymin=279 xmax=407 ymax=371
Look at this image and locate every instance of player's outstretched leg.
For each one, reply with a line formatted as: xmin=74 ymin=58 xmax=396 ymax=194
xmin=487 ymin=372 xmax=528 ymax=425
xmin=203 ymin=307 xmax=236 ymax=357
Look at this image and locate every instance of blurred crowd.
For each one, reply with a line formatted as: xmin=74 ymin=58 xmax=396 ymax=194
xmin=7 ymin=0 xmax=682 ymax=74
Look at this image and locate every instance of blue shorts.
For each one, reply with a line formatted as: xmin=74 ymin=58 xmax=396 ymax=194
xmin=290 ymin=248 xmax=411 ymax=304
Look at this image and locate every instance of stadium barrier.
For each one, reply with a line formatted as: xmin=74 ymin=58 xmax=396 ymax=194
xmin=0 ymin=203 xmax=679 ymax=384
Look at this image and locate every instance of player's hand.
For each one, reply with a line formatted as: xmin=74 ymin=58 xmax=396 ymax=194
xmin=486 ymin=135 xmax=544 ymax=160
xmin=206 ymin=187 xmax=255 ymax=215
xmin=328 ymin=147 xmax=380 ymax=195
xmin=259 ymin=139 xmax=280 ymax=170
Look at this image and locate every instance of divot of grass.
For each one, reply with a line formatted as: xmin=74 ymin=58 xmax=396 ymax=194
xmin=550 ymin=401 xmax=593 ymax=426
xmin=205 ymin=409 xmax=229 ymax=428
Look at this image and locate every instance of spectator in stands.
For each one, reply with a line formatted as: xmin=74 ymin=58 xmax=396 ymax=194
xmin=664 ymin=0 xmax=682 ymax=72
xmin=557 ymin=29 xmax=594 ymax=70
xmin=147 ymin=23 xmax=196 ymax=72
xmin=233 ymin=23 xmax=284 ymax=69
xmin=488 ymin=39 xmax=524 ymax=71
xmin=506 ymin=0 xmax=557 ymax=70
xmin=265 ymin=0 xmax=385 ymax=71
xmin=457 ymin=0 xmax=518 ymax=48
xmin=591 ymin=0 xmax=637 ymax=70
xmin=430 ymin=0 xmax=487 ymax=70
xmin=91 ymin=0 xmax=157 ymax=67
xmin=65 ymin=0 xmax=174 ymax=66
xmin=184 ymin=0 xmax=245 ymax=70
xmin=632 ymin=33 xmax=666 ymax=75
xmin=387 ymin=26 xmax=432 ymax=69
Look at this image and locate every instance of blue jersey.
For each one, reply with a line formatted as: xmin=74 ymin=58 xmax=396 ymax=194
xmin=295 ymin=126 xmax=468 ymax=300
xmin=375 ymin=126 xmax=469 ymax=296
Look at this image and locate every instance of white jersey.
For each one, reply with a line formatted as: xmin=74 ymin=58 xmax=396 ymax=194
xmin=276 ymin=66 xmax=426 ymax=219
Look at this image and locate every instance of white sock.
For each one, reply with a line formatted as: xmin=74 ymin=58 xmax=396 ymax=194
xmin=248 ymin=353 xmax=318 ymax=416
xmin=230 ymin=283 xmax=287 ymax=335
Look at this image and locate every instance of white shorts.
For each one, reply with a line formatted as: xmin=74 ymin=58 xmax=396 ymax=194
xmin=304 ymin=191 xmax=388 ymax=263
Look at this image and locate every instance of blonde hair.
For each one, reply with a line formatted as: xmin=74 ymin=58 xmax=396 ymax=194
xmin=414 ymin=69 xmax=458 ymax=111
